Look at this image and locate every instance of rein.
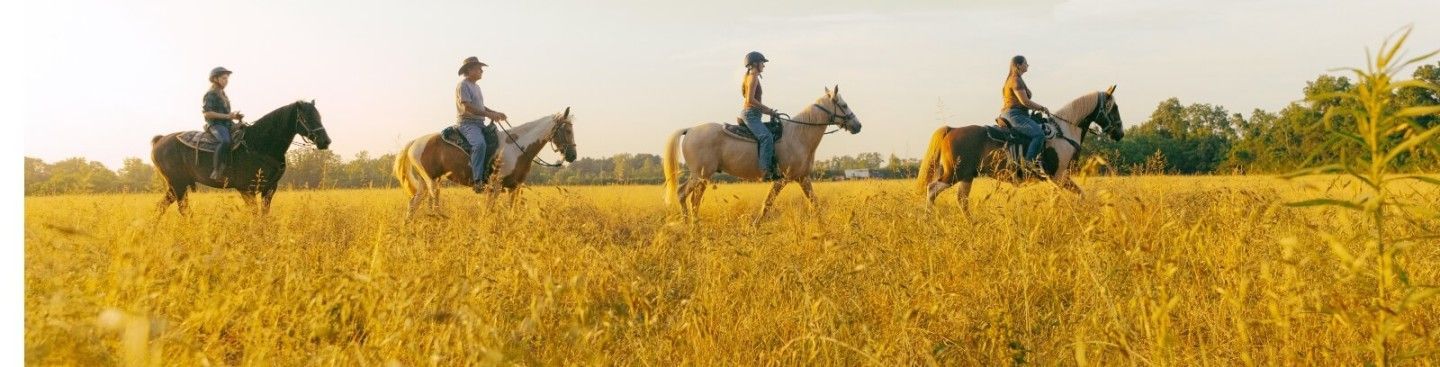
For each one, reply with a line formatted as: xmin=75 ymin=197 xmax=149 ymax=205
xmin=773 ymin=99 xmax=855 ymax=135
xmin=495 ymin=117 xmax=572 ymax=168
xmin=1042 ymin=92 xmax=1115 ymax=153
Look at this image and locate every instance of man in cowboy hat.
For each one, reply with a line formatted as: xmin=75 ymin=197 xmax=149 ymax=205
xmin=455 ymin=56 xmax=509 ymax=192
xmin=202 ymin=66 xmax=244 ymax=181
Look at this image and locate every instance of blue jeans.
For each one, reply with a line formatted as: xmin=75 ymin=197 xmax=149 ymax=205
xmin=456 ymin=121 xmax=499 ymax=185
xmin=1002 ymin=108 xmax=1045 ymax=161
xmin=206 ymin=121 xmax=232 ymax=175
xmin=743 ymin=107 xmax=776 ymax=177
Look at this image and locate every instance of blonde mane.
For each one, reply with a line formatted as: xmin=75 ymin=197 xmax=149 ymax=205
xmin=1054 ymin=91 xmax=1102 ymax=126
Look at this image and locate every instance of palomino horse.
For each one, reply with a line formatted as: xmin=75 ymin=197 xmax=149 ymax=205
xmin=663 ymin=86 xmax=861 ymax=222
xmin=151 ymin=100 xmax=332 ymax=216
xmin=393 ymin=108 xmax=577 ymax=218
xmin=917 ymin=86 xmax=1124 ymax=213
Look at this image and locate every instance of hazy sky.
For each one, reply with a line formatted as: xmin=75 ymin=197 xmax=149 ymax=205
xmin=21 ymin=0 xmax=1440 ymax=168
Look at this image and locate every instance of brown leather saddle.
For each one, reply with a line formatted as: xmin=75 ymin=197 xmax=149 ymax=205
xmin=722 ymin=117 xmax=783 ymax=142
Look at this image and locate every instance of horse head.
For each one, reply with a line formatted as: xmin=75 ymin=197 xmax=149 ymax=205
xmin=1095 ymin=85 xmax=1124 ymax=141
xmin=824 ymin=85 xmax=862 ymax=134
xmin=550 ymin=107 xmax=578 ymax=163
xmin=295 ymin=100 xmax=332 ymax=149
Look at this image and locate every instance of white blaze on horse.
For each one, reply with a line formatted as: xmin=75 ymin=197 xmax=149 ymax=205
xmin=662 ymin=86 xmax=861 ymax=222
xmin=393 ymin=108 xmax=577 ymax=218
xmin=916 ymin=85 xmax=1125 ymax=213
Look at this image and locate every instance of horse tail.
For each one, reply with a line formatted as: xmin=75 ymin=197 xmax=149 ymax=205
xmin=151 ymin=135 xmax=162 ymax=145
xmin=916 ymin=126 xmax=954 ymax=193
xmin=394 ymin=138 xmax=428 ymax=197
xmin=662 ymin=128 xmax=688 ymax=205
xmin=394 ymin=139 xmax=415 ymax=195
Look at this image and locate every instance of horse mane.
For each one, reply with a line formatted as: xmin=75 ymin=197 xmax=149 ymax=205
xmin=1055 ymin=91 xmax=1101 ymax=126
xmin=504 ymin=114 xmax=557 ymax=148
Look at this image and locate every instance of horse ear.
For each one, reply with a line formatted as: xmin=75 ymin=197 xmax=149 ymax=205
xmin=834 ymin=85 xmax=840 ymax=95
xmin=562 ymin=106 xmax=571 ymax=119
xmin=1105 ymin=85 xmax=1116 ymax=95
xmin=824 ymin=86 xmax=831 ymax=95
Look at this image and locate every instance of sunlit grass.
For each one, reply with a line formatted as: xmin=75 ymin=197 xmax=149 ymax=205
xmin=24 ymin=176 xmax=1440 ymax=365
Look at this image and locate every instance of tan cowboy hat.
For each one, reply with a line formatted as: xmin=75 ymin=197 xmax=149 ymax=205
xmin=458 ymin=56 xmax=488 ymax=75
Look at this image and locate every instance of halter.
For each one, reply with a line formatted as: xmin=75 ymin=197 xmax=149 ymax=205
xmin=775 ymin=94 xmax=856 ymax=134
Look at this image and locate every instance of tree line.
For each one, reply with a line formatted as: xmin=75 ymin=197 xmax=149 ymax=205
xmin=24 ymin=62 xmax=1438 ymax=195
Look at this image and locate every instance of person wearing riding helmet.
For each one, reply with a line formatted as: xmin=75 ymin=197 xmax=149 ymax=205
xmin=742 ymin=51 xmax=781 ymax=181
xmin=202 ymin=66 xmax=244 ymax=180
xmin=455 ymin=56 xmax=509 ymax=192
xmin=1001 ymin=55 xmax=1050 ymax=170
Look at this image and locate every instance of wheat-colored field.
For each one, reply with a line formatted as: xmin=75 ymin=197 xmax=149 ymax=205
xmin=23 ymin=176 xmax=1440 ymax=365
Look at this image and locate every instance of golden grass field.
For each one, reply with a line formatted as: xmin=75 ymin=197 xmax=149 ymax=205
xmin=23 ymin=176 xmax=1440 ymax=365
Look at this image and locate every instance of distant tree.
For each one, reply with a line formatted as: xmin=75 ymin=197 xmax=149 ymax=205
xmin=116 ymin=157 xmax=160 ymax=193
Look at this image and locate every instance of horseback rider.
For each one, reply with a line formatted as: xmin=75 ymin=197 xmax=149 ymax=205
xmin=742 ymin=51 xmax=781 ymax=181
xmin=202 ymin=66 xmax=244 ymax=180
xmin=1000 ymin=55 xmax=1050 ymax=169
xmin=455 ymin=56 xmax=509 ymax=192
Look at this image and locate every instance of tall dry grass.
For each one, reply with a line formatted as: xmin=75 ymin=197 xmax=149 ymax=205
xmin=24 ymin=175 xmax=1440 ymax=365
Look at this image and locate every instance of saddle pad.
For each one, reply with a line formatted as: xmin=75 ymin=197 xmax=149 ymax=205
xmin=440 ymin=126 xmax=472 ymax=154
xmin=178 ymin=129 xmax=246 ymax=152
xmin=721 ymin=119 xmax=784 ymax=142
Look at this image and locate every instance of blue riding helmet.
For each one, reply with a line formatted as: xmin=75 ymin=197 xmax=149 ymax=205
xmin=210 ymin=66 xmax=232 ymax=79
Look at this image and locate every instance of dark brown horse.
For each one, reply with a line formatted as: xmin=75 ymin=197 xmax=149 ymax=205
xmin=916 ymin=86 xmax=1124 ymax=213
xmin=393 ymin=108 xmax=577 ymax=218
xmin=151 ymin=100 xmax=331 ymax=216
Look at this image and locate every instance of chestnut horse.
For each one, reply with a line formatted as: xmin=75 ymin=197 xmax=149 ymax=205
xmin=663 ymin=86 xmax=861 ymax=223
xmin=393 ymin=108 xmax=576 ymax=218
xmin=151 ymin=100 xmax=331 ymax=216
xmin=916 ymin=86 xmax=1124 ymax=213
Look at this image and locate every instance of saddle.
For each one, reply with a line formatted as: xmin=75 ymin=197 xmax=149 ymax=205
xmin=987 ymin=113 xmax=1057 ymax=173
xmin=722 ymin=117 xmax=784 ymax=142
xmin=440 ymin=125 xmax=473 ymax=154
xmin=177 ymin=124 xmax=247 ymax=153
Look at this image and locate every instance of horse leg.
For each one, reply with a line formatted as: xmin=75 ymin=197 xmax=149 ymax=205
xmin=798 ymin=179 xmax=819 ymax=210
xmin=156 ymin=185 xmax=178 ymax=218
xmin=688 ymin=179 xmax=709 ymax=218
xmin=239 ymin=188 xmax=259 ymax=215
xmin=754 ymin=179 xmax=788 ymax=226
xmin=260 ymin=186 xmax=277 ymax=217
xmin=954 ymin=179 xmax=975 ymax=218
xmin=676 ymin=179 xmax=693 ymax=216
xmin=176 ymin=183 xmax=193 ymax=217
xmin=926 ymin=181 xmax=952 ymax=208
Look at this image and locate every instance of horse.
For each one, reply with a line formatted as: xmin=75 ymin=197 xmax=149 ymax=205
xmin=151 ymin=100 xmax=332 ymax=216
xmin=392 ymin=107 xmax=577 ymax=218
xmin=663 ymin=86 xmax=862 ymax=223
xmin=915 ymin=85 xmax=1124 ymax=213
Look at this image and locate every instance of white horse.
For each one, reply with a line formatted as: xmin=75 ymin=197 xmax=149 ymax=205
xmin=663 ymin=86 xmax=862 ymax=223
xmin=393 ymin=108 xmax=577 ymax=218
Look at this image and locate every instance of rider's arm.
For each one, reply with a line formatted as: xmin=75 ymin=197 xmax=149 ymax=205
xmin=1013 ymin=88 xmax=1047 ymax=112
xmin=202 ymin=93 xmax=240 ymax=121
xmin=481 ymin=108 xmax=507 ymax=121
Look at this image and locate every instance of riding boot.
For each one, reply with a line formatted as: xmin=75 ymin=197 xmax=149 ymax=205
xmin=210 ymin=146 xmax=227 ymax=181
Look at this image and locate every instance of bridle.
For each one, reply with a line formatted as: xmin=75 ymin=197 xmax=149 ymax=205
xmin=1042 ymin=92 xmax=1119 ymax=152
xmin=775 ymin=94 xmax=857 ymax=134
xmin=496 ymin=115 xmax=576 ymax=168
xmin=291 ymin=103 xmax=326 ymax=147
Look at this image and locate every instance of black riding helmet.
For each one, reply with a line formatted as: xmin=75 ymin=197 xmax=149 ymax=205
xmin=745 ymin=51 xmax=768 ymax=67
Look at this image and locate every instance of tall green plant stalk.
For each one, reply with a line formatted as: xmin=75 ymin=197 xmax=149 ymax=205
xmin=1286 ymin=26 xmax=1440 ymax=366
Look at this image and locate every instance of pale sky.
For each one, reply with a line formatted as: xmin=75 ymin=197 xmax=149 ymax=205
xmin=20 ymin=0 xmax=1440 ymax=168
